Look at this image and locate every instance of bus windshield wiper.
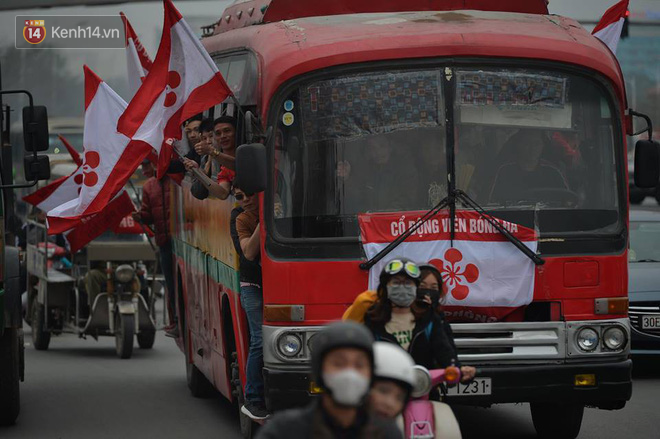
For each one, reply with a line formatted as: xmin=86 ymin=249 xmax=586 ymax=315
xmin=359 ymin=189 xmax=545 ymax=270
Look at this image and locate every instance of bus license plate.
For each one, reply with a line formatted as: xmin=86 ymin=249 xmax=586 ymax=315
xmin=642 ymin=315 xmax=660 ymax=329
xmin=445 ymin=378 xmax=492 ymax=396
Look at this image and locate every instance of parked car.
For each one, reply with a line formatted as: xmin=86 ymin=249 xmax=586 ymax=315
xmin=628 ymin=209 xmax=660 ymax=354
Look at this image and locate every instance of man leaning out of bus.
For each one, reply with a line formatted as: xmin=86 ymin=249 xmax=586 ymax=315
xmin=231 ymin=184 xmax=267 ymax=420
xmin=183 ymin=116 xmax=237 ymax=200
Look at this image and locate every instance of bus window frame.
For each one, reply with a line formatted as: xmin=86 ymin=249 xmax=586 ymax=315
xmin=264 ymin=57 xmax=628 ymax=260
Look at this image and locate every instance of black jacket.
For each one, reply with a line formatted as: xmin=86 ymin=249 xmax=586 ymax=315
xmin=230 ymin=207 xmax=262 ymax=285
xmin=364 ymin=308 xmax=459 ymax=369
xmin=256 ymin=401 xmax=402 ymax=439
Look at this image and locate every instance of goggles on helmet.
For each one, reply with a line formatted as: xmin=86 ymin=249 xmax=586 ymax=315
xmin=384 ymin=259 xmax=421 ymax=279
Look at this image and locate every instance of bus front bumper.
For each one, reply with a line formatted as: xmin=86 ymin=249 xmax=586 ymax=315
xmin=264 ymin=359 xmax=632 ymax=412
xmin=445 ymin=359 xmax=632 ymax=409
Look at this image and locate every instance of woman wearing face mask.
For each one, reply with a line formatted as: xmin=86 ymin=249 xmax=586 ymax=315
xmin=363 ymin=259 xmax=457 ymax=372
xmin=256 ymin=321 xmax=402 ymax=439
xmin=418 ymin=265 xmax=477 ymax=383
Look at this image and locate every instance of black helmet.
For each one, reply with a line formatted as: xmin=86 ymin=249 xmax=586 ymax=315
xmin=311 ymin=321 xmax=375 ymax=389
xmin=378 ymin=258 xmax=421 ymax=291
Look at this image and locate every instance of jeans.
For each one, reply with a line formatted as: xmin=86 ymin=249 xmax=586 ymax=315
xmin=240 ymin=285 xmax=264 ymax=403
xmin=159 ymin=240 xmax=176 ymax=322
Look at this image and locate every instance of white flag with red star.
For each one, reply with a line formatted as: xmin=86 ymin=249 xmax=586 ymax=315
xmin=117 ymin=0 xmax=232 ymax=177
xmin=121 ymin=12 xmax=153 ymax=97
xmin=47 ymin=66 xmax=151 ymax=234
xmin=592 ymin=0 xmax=629 ymax=54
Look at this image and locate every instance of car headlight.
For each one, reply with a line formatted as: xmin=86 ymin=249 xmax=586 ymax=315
xmin=577 ymin=327 xmax=599 ymax=352
xmin=603 ymin=326 xmax=626 ymax=350
xmin=115 ymin=264 xmax=135 ymax=284
xmin=277 ymin=332 xmax=303 ymax=358
xmin=410 ymin=365 xmax=432 ymax=398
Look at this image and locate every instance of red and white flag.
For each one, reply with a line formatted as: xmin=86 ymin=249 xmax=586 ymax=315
xmin=117 ymin=0 xmax=232 ymax=177
xmin=120 ymin=12 xmax=153 ymax=97
xmin=58 ymin=134 xmax=83 ymax=166
xmin=22 ymin=166 xmax=82 ymax=213
xmin=359 ymin=211 xmax=538 ymax=323
xmin=47 ymin=66 xmax=151 ymax=234
xmin=64 ymin=190 xmax=136 ymax=253
xmin=592 ymin=0 xmax=629 ymax=54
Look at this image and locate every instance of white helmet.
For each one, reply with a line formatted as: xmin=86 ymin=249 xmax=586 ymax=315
xmin=373 ymin=342 xmax=416 ymax=391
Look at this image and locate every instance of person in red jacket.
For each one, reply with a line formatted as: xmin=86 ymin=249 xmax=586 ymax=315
xmin=132 ymin=160 xmax=178 ymax=337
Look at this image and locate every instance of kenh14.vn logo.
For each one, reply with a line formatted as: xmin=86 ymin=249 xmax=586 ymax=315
xmin=23 ymin=20 xmax=46 ymax=44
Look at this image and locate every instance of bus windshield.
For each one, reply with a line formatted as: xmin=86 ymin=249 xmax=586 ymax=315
xmin=272 ymin=66 xmax=622 ymax=240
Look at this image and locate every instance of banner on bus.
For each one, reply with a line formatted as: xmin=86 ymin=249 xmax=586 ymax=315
xmin=359 ymin=210 xmax=538 ymax=322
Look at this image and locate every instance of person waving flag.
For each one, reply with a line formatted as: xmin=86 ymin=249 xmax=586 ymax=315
xmin=120 ymin=12 xmax=153 ymax=98
xmin=117 ymin=0 xmax=232 ymax=177
xmin=592 ymin=0 xmax=630 ymax=54
xmin=47 ymin=66 xmax=151 ymax=234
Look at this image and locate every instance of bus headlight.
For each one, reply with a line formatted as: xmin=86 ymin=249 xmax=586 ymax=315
xmin=603 ymin=326 xmax=626 ymax=350
xmin=277 ymin=332 xmax=302 ymax=358
xmin=576 ymin=327 xmax=599 ymax=352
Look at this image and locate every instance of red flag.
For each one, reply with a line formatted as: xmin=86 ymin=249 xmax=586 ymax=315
xmin=112 ymin=214 xmax=155 ymax=236
xmin=592 ymin=0 xmax=629 ymax=54
xmin=64 ymin=191 xmax=136 ymax=253
xmin=117 ymin=0 xmax=232 ymax=177
xmin=47 ymin=66 xmax=151 ymax=234
xmin=58 ymin=134 xmax=83 ymax=166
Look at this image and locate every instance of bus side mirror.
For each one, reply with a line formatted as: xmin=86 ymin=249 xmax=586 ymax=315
xmin=634 ymin=139 xmax=660 ymax=188
xmin=24 ymin=155 xmax=51 ymax=181
xmin=234 ymin=143 xmax=266 ymax=194
xmin=22 ymin=105 xmax=49 ymax=152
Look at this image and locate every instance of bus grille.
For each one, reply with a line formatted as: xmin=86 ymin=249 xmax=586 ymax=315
xmin=629 ymin=304 xmax=660 ymax=337
xmin=451 ymin=322 xmax=565 ymax=364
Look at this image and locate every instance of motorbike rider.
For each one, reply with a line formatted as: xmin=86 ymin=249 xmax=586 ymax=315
xmin=256 ymin=321 xmax=402 ymax=439
xmin=344 ymin=259 xmax=476 ymax=382
xmin=370 ymin=341 xmax=415 ymax=419
xmin=361 ymin=259 xmax=460 ymax=372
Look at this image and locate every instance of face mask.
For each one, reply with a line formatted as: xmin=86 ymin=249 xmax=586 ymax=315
xmin=387 ymin=284 xmax=417 ymax=307
xmin=417 ymin=288 xmax=441 ymax=308
xmin=323 ymin=368 xmax=370 ymax=407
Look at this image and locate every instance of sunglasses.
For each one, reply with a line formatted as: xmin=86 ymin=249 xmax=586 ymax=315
xmin=234 ymin=193 xmax=253 ymax=201
xmin=384 ymin=259 xmax=420 ymax=279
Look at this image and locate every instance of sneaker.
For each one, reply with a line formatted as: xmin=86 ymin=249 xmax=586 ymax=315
xmin=241 ymin=401 xmax=269 ymax=420
xmin=164 ymin=326 xmax=180 ymax=338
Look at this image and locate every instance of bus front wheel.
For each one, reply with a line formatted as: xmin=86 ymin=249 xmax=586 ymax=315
xmin=530 ymin=402 xmax=584 ymax=439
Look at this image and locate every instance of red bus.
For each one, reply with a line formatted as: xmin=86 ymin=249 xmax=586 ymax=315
xmin=171 ymin=1 xmax=655 ymax=437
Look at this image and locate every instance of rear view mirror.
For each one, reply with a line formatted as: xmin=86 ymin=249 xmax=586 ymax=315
xmin=24 ymin=155 xmax=50 ymax=181
xmin=234 ymin=143 xmax=267 ymax=194
xmin=22 ymin=105 xmax=49 ymax=152
xmin=634 ymin=139 xmax=660 ymax=188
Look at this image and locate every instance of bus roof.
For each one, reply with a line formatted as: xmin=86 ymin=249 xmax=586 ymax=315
xmin=202 ymin=10 xmax=626 ymax=114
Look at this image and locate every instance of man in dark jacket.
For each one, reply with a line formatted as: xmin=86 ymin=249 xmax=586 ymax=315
xmin=256 ymin=321 xmax=402 ymax=439
xmin=132 ymin=160 xmax=178 ymax=337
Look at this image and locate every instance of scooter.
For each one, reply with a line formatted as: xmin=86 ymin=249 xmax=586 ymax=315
xmin=402 ymin=365 xmax=464 ymax=439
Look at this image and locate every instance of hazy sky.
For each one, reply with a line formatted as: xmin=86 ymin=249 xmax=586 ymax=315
xmin=0 ymin=0 xmax=658 ymax=121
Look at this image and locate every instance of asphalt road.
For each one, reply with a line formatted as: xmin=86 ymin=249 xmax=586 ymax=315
xmin=2 ymin=325 xmax=659 ymax=439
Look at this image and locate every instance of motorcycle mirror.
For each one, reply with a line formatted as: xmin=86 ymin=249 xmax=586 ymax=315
xmin=411 ymin=365 xmax=433 ymax=398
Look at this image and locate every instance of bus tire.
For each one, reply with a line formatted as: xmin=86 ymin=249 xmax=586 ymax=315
xmin=0 ymin=328 xmax=20 ymax=426
xmin=31 ymin=303 xmax=50 ymax=351
xmin=184 ymin=330 xmax=214 ymax=398
xmin=530 ymin=402 xmax=584 ymax=439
